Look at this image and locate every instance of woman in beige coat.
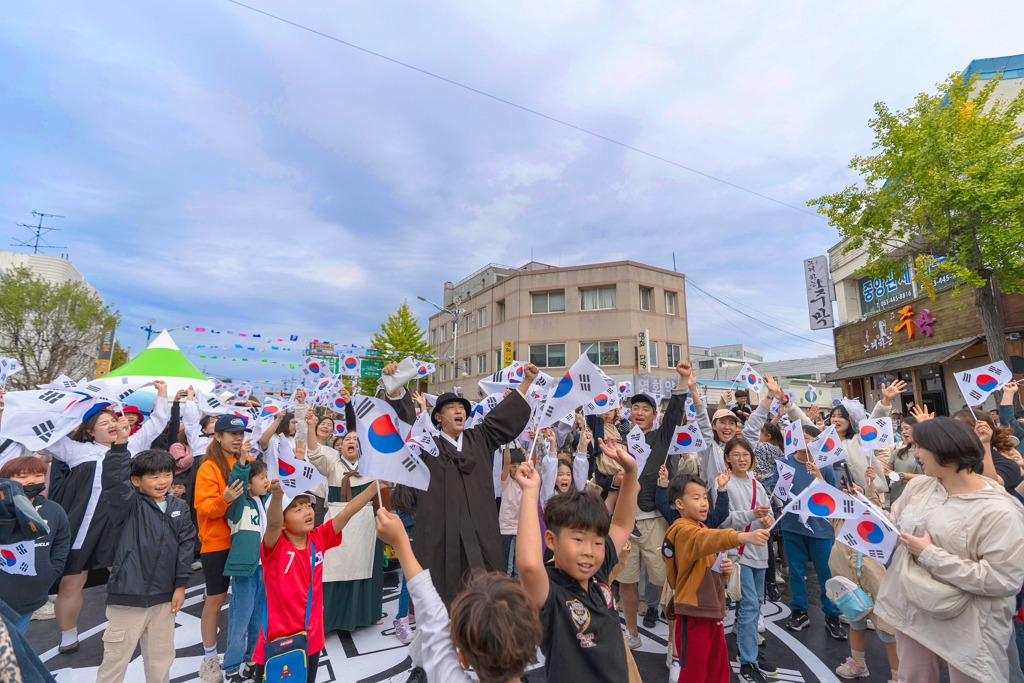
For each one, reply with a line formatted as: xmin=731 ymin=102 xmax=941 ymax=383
xmin=875 ymin=417 xmax=1024 ymax=683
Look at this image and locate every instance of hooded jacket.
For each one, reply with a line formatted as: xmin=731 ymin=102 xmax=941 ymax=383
xmin=102 ymin=443 xmax=196 ymax=607
xmin=663 ymin=517 xmax=740 ymax=620
xmin=636 ymin=388 xmax=688 ymax=513
xmin=0 ymin=494 xmax=70 ymax=615
xmin=875 ymin=475 xmax=1024 ymax=683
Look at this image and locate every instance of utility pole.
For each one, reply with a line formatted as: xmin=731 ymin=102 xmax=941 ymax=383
xmin=13 ymin=211 xmax=66 ymax=254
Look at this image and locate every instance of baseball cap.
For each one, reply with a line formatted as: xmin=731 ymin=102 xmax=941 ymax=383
xmin=213 ymin=414 xmax=252 ymax=433
xmin=630 ymin=393 xmax=657 ymax=409
xmin=712 ymin=409 xmax=741 ymax=422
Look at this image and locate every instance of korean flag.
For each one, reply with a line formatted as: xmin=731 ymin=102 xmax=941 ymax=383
xmin=783 ymin=420 xmax=806 ymax=456
xmin=955 ymin=360 xmax=1011 ymax=406
xmin=353 ymin=396 xmax=430 ymax=491
xmin=0 ymin=541 xmax=36 ymax=576
xmin=837 ymin=504 xmax=898 ymax=563
xmin=736 ymin=363 xmax=765 ymax=394
xmin=625 ymin=425 xmax=651 ymax=480
xmin=669 ymin=423 xmax=706 ymax=455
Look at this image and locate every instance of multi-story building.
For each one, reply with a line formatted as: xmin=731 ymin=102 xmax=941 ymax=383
xmin=426 ymin=260 xmax=689 ymax=398
xmin=0 ymin=251 xmax=99 ymax=297
xmin=691 ymin=344 xmax=764 ymax=371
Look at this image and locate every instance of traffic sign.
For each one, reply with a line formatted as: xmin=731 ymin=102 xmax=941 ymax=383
xmin=360 ymin=359 xmax=385 ymax=379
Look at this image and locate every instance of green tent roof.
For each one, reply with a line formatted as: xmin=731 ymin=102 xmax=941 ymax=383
xmin=106 ymin=330 xmax=206 ymax=381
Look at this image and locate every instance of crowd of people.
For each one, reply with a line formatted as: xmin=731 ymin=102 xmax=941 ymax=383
xmin=1 ymin=358 xmax=1024 ymax=683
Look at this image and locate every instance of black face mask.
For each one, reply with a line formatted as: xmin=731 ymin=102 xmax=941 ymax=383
xmin=21 ymin=483 xmax=45 ymax=499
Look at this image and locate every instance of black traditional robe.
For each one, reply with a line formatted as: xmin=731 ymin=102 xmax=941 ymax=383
xmin=387 ymin=389 xmax=531 ymax=604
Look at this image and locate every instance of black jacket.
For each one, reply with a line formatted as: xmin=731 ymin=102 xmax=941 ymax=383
xmin=0 ymin=495 xmax=70 ymax=615
xmin=101 ymin=443 xmax=196 ymax=607
xmin=637 ymin=390 xmax=688 ymax=513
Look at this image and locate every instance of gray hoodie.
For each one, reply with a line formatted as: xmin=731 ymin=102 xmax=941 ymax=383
xmin=721 ymin=472 xmax=773 ymax=568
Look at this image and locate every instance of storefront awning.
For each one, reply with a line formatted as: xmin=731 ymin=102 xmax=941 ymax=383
xmin=825 ymin=337 xmax=981 ymax=381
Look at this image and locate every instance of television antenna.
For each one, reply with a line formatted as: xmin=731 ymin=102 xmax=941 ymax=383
xmin=13 ymin=211 xmax=67 ymax=254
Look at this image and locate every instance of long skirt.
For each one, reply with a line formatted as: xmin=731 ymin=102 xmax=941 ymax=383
xmin=322 ymin=482 xmax=384 ymax=632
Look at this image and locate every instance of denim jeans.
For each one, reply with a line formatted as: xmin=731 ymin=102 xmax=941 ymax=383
xmin=223 ymin=568 xmax=265 ymax=674
xmin=782 ymin=532 xmax=840 ymax=616
xmin=396 ymin=572 xmax=410 ymax=619
xmin=737 ymin=565 xmax=766 ymax=665
xmin=13 ymin=611 xmax=31 ymax=635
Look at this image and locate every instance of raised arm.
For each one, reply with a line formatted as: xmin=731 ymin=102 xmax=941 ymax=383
xmin=332 ymin=481 xmax=378 ymax=535
xmin=600 ymin=439 xmax=639 ymax=555
xmin=101 ymin=417 xmax=135 ymax=528
xmin=182 ymin=390 xmax=204 ymax=452
xmin=514 ymin=460 xmax=549 ymax=607
xmin=259 ymin=413 xmax=284 ymax=452
xmin=653 ymin=360 xmax=692 ymax=449
xmin=127 ymin=381 xmax=169 ymax=453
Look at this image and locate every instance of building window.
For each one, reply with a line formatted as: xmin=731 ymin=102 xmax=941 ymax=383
xmin=497 ymin=299 xmax=506 ymax=322
xmin=640 ymin=286 xmax=653 ymax=311
xmin=698 ymin=359 xmax=715 ymax=370
xmin=531 ymin=290 xmax=565 ymax=314
xmin=667 ymin=343 xmax=682 ymax=367
xmin=744 ymin=351 xmax=763 ymax=362
xmin=649 ymin=341 xmax=658 ymax=367
xmin=431 ymin=328 xmax=437 ymax=345
xmin=464 ymin=315 xmax=472 ymax=333
xmin=495 ymin=350 xmax=503 ymax=371
xmin=478 ymin=307 xmax=487 ymax=328
xmin=441 ymin=364 xmax=448 ymax=381
xmin=442 ymin=325 xmax=448 ymax=342
xmin=530 ymin=343 xmax=566 ymax=368
xmin=580 ymin=286 xmax=617 ymax=310
xmin=580 ymin=341 xmax=620 ymax=366
xmin=463 ymin=358 xmax=471 ymax=376
xmin=477 ymin=354 xmax=486 ymax=374
xmin=665 ymin=291 xmax=677 ymax=315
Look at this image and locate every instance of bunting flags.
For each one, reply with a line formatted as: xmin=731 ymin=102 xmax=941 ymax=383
xmin=954 ymin=360 xmax=1012 ymax=406
xmin=668 ymin=423 xmax=706 ymax=455
xmin=808 ymin=425 xmax=847 ymax=468
xmin=353 ymin=396 xmax=430 ymax=491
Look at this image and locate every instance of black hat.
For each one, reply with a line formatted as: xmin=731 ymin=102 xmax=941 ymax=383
xmin=213 ymin=414 xmax=252 ymax=433
xmin=431 ymin=392 xmax=473 ymax=427
xmin=630 ymin=393 xmax=657 ymax=410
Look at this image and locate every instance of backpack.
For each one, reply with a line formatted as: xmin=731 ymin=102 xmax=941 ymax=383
xmin=263 ymin=542 xmax=315 ymax=683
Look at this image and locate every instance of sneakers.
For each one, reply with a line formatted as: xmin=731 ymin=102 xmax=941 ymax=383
xmin=405 ymin=667 xmax=427 ymax=683
xmin=777 ymin=565 xmax=788 ymax=579
xmin=785 ymin=610 xmax=809 ymax=632
xmin=394 ymin=616 xmax=414 ymax=644
xmin=625 ymin=633 xmax=642 ymax=649
xmin=57 ymin=641 xmax=79 ymax=654
xmin=757 ymin=614 xmax=765 ymax=633
xmin=643 ymin=610 xmax=658 ymax=629
xmin=757 ymin=653 xmax=778 ymax=676
xmin=825 ymin=615 xmax=849 ymax=641
xmin=739 ymin=662 xmax=769 ymax=683
xmin=32 ymin=600 xmax=55 ymax=621
xmin=669 ymin=660 xmax=681 ymax=683
xmin=199 ymin=657 xmax=224 ymax=683
xmin=225 ymin=672 xmax=250 ymax=683
xmin=239 ymin=662 xmax=256 ymax=683
xmin=835 ymin=657 xmax=870 ymax=679
xmin=766 ymin=584 xmax=782 ymax=602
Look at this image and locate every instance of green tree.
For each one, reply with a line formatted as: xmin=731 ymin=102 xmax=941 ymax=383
xmin=111 ymin=339 xmax=129 ymax=371
xmin=358 ymin=301 xmax=434 ymax=395
xmin=0 ymin=266 xmax=121 ymax=388
xmin=809 ymin=72 xmax=1024 ymax=365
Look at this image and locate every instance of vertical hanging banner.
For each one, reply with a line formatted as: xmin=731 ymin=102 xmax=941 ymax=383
xmin=803 ymin=255 xmax=834 ymax=330
xmin=95 ymin=328 xmax=116 ymax=378
xmin=637 ymin=330 xmax=650 ymax=374
xmin=502 ymin=341 xmax=515 ymax=369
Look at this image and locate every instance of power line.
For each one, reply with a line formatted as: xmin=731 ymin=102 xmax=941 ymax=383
xmin=690 ymin=287 xmax=793 ymax=355
xmin=223 ymin=0 xmax=821 ymax=218
xmin=687 ymin=279 xmax=834 ymax=350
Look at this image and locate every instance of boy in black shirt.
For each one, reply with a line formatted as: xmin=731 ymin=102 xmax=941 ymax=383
xmin=516 ymin=437 xmax=638 ymax=683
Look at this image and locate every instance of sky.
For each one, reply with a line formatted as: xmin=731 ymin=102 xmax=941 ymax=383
xmin=2 ymin=0 xmax=1022 ymax=383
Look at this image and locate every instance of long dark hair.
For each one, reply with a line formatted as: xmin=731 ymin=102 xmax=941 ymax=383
xmin=391 ymin=484 xmax=417 ymax=515
xmin=761 ymin=422 xmax=783 ymax=449
xmin=275 ymin=412 xmax=295 ymax=436
xmin=829 ymin=405 xmax=857 ymax=440
xmin=894 ymin=414 xmax=918 ymax=459
xmin=953 ymin=407 xmax=1018 ymax=454
xmin=203 ymin=436 xmax=236 ymax=484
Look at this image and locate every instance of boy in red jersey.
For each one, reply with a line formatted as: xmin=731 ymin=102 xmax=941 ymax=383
xmin=252 ymin=442 xmax=379 ymax=683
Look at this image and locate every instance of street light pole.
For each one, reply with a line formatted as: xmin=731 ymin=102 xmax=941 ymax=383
xmin=418 ymin=295 xmax=463 ymax=395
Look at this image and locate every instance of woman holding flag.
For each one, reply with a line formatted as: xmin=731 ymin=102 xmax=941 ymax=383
xmin=305 ymin=392 xmax=390 ymax=633
xmin=49 ymin=380 xmax=169 ymax=655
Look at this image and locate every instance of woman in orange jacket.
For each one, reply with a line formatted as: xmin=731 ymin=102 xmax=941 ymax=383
xmin=193 ymin=414 xmax=251 ymax=683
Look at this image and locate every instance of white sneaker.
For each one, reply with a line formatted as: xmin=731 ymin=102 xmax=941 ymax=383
xmin=31 ymin=600 xmax=56 ymax=621
xmin=625 ymin=633 xmax=642 ymax=650
xmin=199 ymin=656 xmax=224 ymax=683
xmin=669 ymin=660 xmax=681 ymax=682
xmin=758 ymin=614 xmax=765 ymax=633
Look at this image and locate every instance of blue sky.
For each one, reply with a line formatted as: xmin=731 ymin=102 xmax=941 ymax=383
xmin=2 ymin=0 xmax=1021 ymax=382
